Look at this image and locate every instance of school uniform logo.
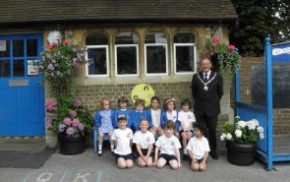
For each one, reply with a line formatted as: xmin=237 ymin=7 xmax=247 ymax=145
xmin=170 ymin=141 xmax=174 ymax=146
xmin=146 ymin=136 xmax=151 ymax=142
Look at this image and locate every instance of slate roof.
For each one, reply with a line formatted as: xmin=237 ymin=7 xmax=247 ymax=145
xmin=0 ymin=0 xmax=237 ymax=24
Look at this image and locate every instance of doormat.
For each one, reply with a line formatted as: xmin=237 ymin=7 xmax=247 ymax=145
xmin=0 ymin=147 xmax=55 ymax=168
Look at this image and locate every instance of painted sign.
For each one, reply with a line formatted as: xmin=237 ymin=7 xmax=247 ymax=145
xmin=131 ymin=84 xmax=155 ymax=106
xmin=272 ymin=41 xmax=290 ymax=62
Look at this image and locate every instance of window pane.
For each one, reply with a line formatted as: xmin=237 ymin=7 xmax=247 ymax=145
xmin=174 ymin=32 xmax=195 ymax=43
xmin=176 ymin=46 xmax=194 ymax=72
xmin=13 ymin=40 xmax=24 ymax=57
xmin=27 ymin=39 xmax=38 ymax=57
xmin=145 ymin=32 xmax=167 ymax=43
xmin=0 ymin=40 xmax=10 ymax=57
xmin=86 ymin=32 xmax=108 ymax=45
xmin=146 ymin=46 xmax=166 ymax=74
xmin=117 ymin=47 xmax=137 ymax=75
xmin=13 ymin=59 xmax=24 ymax=77
xmin=88 ymin=48 xmax=107 ymax=75
xmin=0 ymin=60 xmax=10 ymax=77
xmin=115 ymin=32 xmax=138 ymax=44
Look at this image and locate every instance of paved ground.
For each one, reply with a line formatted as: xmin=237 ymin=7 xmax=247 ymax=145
xmin=1 ymin=148 xmax=290 ymax=182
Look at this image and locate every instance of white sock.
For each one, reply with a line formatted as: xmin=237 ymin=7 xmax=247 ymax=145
xmin=110 ymin=144 xmax=114 ymax=151
xmin=98 ymin=144 xmax=102 ymax=151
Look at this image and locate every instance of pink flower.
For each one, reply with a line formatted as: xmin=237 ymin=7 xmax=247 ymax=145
xmin=63 ymin=117 xmax=72 ymax=126
xmin=73 ymin=100 xmax=82 ymax=107
xmin=72 ymin=58 xmax=81 ymax=69
xmin=59 ymin=124 xmax=66 ymax=132
xmin=48 ymin=42 xmax=57 ymax=49
xmin=228 ymin=44 xmax=235 ymax=53
xmin=72 ymin=118 xmax=80 ymax=127
xmin=78 ymin=123 xmax=84 ymax=131
xmin=45 ymin=116 xmax=53 ymax=128
xmin=69 ymin=110 xmax=77 ymax=117
xmin=63 ymin=39 xmax=71 ymax=46
xmin=66 ymin=127 xmax=75 ymax=136
xmin=45 ymin=99 xmax=57 ymax=112
xmin=214 ymin=36 xmax=222 ymax=44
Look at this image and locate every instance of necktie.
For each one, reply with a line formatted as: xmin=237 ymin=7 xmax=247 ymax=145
xmin=204 ymin=73 xmax=208 ymax=81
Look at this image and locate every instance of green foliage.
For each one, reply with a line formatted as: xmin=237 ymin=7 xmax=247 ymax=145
xmin=229 ymin=0 xmax=290 ymax=56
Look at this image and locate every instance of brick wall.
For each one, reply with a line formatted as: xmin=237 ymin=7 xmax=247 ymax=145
xmin=237 ymin=57 xmax=290 ymax=135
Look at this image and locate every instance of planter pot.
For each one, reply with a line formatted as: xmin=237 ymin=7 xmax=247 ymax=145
xmin=226 ymin=142 xmax=257 ymax=166
xmin=58 ymin=134 xmax=86 ymax=155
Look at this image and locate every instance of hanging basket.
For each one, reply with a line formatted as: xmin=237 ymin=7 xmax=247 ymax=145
xmin=58 ymin=133 xmax=86 ymax=155
xmin=226 ymin=141 xmax=257 ymax=166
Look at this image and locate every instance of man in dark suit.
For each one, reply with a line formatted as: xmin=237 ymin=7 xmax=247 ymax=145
xmin=191 ymin=56 xmax=223 ymax=160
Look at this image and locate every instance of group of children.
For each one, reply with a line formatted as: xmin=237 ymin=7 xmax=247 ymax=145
xmin=95 ymin=96 xmax=210 ymax=171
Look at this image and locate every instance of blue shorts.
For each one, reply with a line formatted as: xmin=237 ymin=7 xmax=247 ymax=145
xmin=114 ymin=153 xmax=134 ymax=161
xmin=159 ymin=154 xmax=177 ymax=163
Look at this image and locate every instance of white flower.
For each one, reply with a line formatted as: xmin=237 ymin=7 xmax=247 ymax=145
xmin=251 ymin=119 xmax=259 ymax=127
xmin=226 ymin=133 xmax=232 ymax=140
xmin=247 ymin=120 xmax=256 ymax=130
xmin=220 ymin=133 xmax=226 ymax=141
xmin=235 ymin=129 xmax=242 ymax=138
xmin=237 ymin=120 xmax=247 ymax=128
xmin=259 ymin=133 xmax=265 ymax=139
xmin=257 ymin=126 xmax=264 ymax=133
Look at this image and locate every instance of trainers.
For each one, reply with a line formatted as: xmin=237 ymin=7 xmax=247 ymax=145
xmin=98 ymin=150 xmax=102 ymax=156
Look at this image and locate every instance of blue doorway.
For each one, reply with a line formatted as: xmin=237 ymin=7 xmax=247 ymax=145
xmin=0 ymin=34 xmax=45 ymax=136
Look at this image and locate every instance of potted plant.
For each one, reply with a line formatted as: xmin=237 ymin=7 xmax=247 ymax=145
xmin=204 ymin=36 xmax=240 ymax=84
xmin=220 ymin=116 xmax=265 ymax=165
xmin=56 ymin=97 xmax=93 ymax=155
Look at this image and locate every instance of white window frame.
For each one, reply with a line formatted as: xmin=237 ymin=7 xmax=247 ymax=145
xmin=85 ymin=45 xmax=109 ymax=77
xmin=173 ymin=43 xmax=197 ymax=75
xmin=144 ymin=43 xmax=168 ymax=76
xmin=114 ymin=44 xmax=139 ymax=77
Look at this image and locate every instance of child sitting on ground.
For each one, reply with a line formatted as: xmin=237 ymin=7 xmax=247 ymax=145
xmin=154 ymin=120 xmax=182 ymax=169
xmin=133 ymin=119 xmax=155 ymax=167
xmin=186 ymin=123 xmax=210 ymax=171
xmin=111 ymin=115 xmax=134 ymax=169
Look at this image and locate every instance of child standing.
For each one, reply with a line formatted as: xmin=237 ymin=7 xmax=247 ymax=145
xmin=161 ymin=98 xmax=180 ymax=138
xmin=114 ymin=96 xmax=132 ymax=129
xmin=154 ymin=120 xmax=182 ymax=169
xmin=131 ymin=99 xmax=151 ymax=132
xmin=133 ymin=119 xmax=155 ymax=167
xmin=186 ymin=123 xmax=210 ymax=171
xmin=146 ymin=96 xmax=162 ymax=137
xmin=95 ymin=99 xmax=115 ymax=155
xmin=178 ymin=99 xmax=196 ymax=155
xmin=111 ymin=115 xmax=134 ymax=169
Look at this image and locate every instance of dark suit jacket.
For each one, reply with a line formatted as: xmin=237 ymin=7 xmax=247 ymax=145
xmin=191 ymin=71 xmax=223 ymax=117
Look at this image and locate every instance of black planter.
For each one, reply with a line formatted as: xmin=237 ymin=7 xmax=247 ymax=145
xmin=59 ymin=134 xmax=86 ymax=155
xmin=226 ymin=142 xmax=257 ymax=166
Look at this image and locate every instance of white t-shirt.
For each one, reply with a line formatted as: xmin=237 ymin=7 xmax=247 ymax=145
xmin=186 ymin=136 xmax=210 ymax=160
xmin=111 ymin=128 xmax=133 ymax=155
xmin=151 ymin=109 xmax=161 ymax=127
xmin=178 ymin=110 xmax=196 ymax=130
xmin=133 ymin=130 xmax=155 ymax=149
xmin=166 ymin=110 xmax=178 ymax=122
xmin=155 ymin=135 xmax=181 ymax=156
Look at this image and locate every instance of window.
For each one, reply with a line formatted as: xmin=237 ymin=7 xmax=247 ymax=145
xmin=86 ymin=32 xmax=109 ymax=76
xmin=115 ymin=32 xmax=139 ymax=76
xmin=174 ymin=32 xmax=196 ymax=73
xmin=144 ymin=32 xmax=168 ymax=75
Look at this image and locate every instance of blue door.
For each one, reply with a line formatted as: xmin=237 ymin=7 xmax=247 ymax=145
xmin=0 ymin=34 xmax=44 ymax=136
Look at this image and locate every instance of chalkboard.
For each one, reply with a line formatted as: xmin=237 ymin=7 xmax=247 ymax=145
xmin=251 ymin=64 xmax=290 ymax=108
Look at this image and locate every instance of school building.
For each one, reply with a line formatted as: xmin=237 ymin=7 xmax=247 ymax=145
xmin=0 ymin=0 xmax=237 ymax=138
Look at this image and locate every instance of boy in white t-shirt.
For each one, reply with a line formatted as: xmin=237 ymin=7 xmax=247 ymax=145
xmin=133 ymin=119 xmax=155 ymax=167
xmin=111 ymin=115 xmax=134 ymax=169
xmin=178 ymin=99 xmax=196 ymax=155
xmin=186 ymin=123 xmax=210 ymax=171
xmin=154 ymin=120 xmax=182 ymax=169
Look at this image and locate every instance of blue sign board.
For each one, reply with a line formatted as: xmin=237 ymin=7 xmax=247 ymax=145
xmin=272 ymin=41 xmax=290 ymax=62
